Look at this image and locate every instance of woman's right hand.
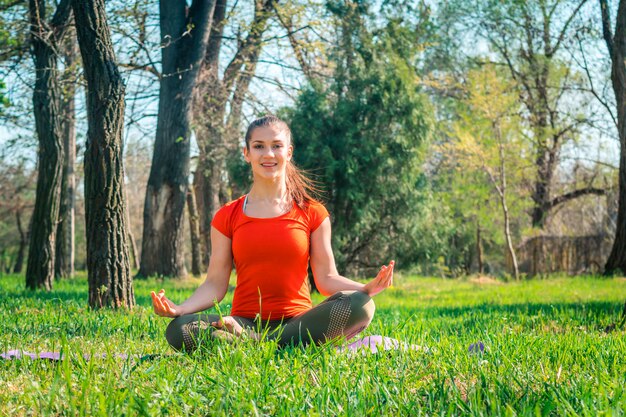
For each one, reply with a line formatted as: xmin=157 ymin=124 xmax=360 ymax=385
xmin=151 ymin=289 xmax=182 ymax=317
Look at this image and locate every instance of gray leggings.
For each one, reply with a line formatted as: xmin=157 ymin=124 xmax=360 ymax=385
xmin=165 ymin=290 xmax=375 ymax=352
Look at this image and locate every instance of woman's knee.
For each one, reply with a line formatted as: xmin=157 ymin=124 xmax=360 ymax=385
xmin=165 ymin=316 xmax=187 ymax=351
xmin=329 ymin=290 xmax=375 ymax=324
xmin=165 ymin=314 xmax=211 ymax=352
xmin=347 ymin=290 xmax=375 ymax=325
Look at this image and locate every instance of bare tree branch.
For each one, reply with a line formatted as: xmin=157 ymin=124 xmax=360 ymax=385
xmin=548 ymin=187 xmax=607 ymax=210
xmin=549 ymin=0 xmax=588 ymax=57
xmin=222 ymin=0 xmax=275 ymax=93
xmin=119 ymin=62 xmax=161 ymax=79
xmin=272 ymin=4 xmax=317 ymax=85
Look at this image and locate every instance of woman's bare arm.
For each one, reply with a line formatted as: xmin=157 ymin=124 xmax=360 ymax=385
xmin=151 ymin=226 xmax=233 ymax=317
xmin=309 ymin=218 xmax=393 ymax=297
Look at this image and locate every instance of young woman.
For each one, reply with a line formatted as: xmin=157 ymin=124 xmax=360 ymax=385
xmin=151 ymin=115 xmax=394 ymax=352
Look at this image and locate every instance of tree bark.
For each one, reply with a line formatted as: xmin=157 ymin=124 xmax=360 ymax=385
xmin=13 ymin=211 xmax=27 ymax=274
xmin=601 ymin=0 xmax=626 ymax=274
xmin=187 ymin=184 xmax=203 ymax=276
xmin=128 ymin=226 xmax=140 ymax=271
xmin=72 ymin=0 xmax=134 ymax=308
xmin=55 ymin=33 xmax=77 ymax=279
xmin=25 ymin=0 xmax=72 ymax=290
xmin=139 ymin=0 xmax=216 ymax=278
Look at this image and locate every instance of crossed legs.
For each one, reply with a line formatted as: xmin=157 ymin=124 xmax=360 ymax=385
xmin=165 ymin=290 xmax=375 ymax=352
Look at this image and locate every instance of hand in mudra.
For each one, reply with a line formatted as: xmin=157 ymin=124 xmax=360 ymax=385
xmin=363 ymin=260 xmax=394 ymax=297
xmin=151 ymin=289 xmax=181 ymax=318
xmin=211 ymin=316 xmax=244 ymax=337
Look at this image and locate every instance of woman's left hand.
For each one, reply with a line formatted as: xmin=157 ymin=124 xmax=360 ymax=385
xmin=363 ymin=260 xmax=394 ymax=297
xmin=211 ymin=316 xmax=244 ymax=337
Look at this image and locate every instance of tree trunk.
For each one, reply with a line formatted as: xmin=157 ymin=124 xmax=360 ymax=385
xmin=498 ymin=132 xmax=519 ymax=280
xmin=55 ymin=34 xmax=77 ymax=279
xmin=72 ymin=0 xmax=134 ymax=308
xmin=128 ymin=226 xmax=140 ymax=271
xmin=602 ymin=0 xmax=626 ymax=275
xmin=25 ymin=0 xmax=71 ymax=290
xmin=476 ymin=220 xmax=483 ymax=274
xmin=13 ymin=211 xmax=27 ymax=274
xmin=503 ymin=200 xmax=519 ymax=279
xmin=138 ymin=0 xmax=216 ymax=278
xmin=187 ymin=185 xmax=203 ymax=276
xmin=488 ymin=121 xmax=519 ymax=279
xmin=196 ymin=154 xmax=224 ymax=266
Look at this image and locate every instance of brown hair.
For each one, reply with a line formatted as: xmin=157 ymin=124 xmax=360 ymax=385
xmin=244 ymin=115 xmax=320 ymax=208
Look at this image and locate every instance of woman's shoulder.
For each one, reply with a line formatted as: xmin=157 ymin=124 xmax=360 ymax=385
xmin=304 ymin=198 xmax=327 ymax=212
xmin=299 ymin=198 xmax=329 ymax=230
xmin=214 ymin=196 xmax=245 ymax=218
xmin=212 ymin=196 xmax=246 ymax=237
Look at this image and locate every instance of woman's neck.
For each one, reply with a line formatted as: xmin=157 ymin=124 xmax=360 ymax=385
xmin=247 ymin=178 xmax=289 ymax=202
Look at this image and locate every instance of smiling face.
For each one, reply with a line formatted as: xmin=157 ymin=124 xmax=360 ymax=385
xmin=243 ymin=125 xmax=293 ymax=181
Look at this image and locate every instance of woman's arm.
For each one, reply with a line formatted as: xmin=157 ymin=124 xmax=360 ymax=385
xmin=151 ymin=226 xmax=233 ymax=317
xmin=309 ymin=218 xmax=393 ymax=297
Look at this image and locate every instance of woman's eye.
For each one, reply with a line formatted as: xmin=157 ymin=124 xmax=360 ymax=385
xmin=273 ymin=144 xmax=283 ymax=149
xmin=254 ymin=145 xmax=263 ymax=149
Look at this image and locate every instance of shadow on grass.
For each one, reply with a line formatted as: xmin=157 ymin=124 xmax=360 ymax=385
xmin=420 ymin=301 xmax=623 ymax=319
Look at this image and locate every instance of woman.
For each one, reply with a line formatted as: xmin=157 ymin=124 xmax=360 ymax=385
xmin=151 ymin=115 xmax=394 ymax=352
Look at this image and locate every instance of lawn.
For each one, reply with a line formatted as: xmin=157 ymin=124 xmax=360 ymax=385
xmin=1 ymin=273 xmax=625 ymax=416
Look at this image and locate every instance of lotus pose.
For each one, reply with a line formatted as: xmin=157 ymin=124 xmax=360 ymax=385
xmin=151 ymin=115 xmax=394 ymax=352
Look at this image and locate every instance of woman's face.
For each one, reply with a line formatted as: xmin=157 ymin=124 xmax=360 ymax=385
xmin=244 ymin=125 xmax=293 ymax=181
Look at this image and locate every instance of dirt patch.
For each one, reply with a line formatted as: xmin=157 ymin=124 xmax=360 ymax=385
xmin=469 ymin=275 xmax=503 ymax=285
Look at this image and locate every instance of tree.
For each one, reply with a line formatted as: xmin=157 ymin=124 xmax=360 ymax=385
xmin=462 ymin=0 xmax=605 ymax=229
xmin=72 ymin=0 xmax=134 ymax=308
xmin=445 ymin=66 xmax=530 ymax=279
xmin=0 ymin=160 xmax=36 ymax=274
xmin=55 ymin=33 xmax=78 ymax=279
xmin=284 ymin=2 xmax=432 ymax=275
xmin=139 ymin=0 xmax=216 ymax=278
xmin=187 ymin=183 xmax=202 ymax=276
xmin=25 ymin=0 xmax=72 ymax=290
xmin=601 ymin=0 xmax=626 ymax=274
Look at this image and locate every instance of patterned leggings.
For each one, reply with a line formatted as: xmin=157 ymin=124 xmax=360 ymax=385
xmin=165 ymin=290 xmax=375 ymax=352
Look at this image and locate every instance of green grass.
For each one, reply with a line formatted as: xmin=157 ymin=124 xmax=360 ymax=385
xmin=1 ymin=273 xmax=626 ymax=416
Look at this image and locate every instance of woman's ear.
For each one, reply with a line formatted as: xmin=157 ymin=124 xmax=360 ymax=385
xmin=287 ymin=144 xmax=293 ymax=161
xmin=243 ymin=146 xmax=250 ymax=163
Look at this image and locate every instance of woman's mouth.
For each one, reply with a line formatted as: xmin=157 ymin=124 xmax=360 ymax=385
xmin=261 ymin=163 xmax=277 ymax=167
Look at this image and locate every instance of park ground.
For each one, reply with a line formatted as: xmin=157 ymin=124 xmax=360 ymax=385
xmin=1 ymin=273 xmax=626 ymax=416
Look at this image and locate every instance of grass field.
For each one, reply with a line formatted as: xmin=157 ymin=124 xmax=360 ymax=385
xmin=1 ymin=273 xmax=626 ymax=416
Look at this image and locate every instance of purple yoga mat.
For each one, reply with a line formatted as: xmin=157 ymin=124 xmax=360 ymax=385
xmin=339 ymin=335 xmax=422 ymax=354
xmin=0 ymin=350 xmax=134 ymax=361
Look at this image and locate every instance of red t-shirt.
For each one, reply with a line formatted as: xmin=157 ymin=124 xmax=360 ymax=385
xmin=211 ymin=195 xmax=329 ymax=320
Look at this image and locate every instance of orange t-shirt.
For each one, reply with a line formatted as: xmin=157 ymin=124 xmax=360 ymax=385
xmin=211 ymin=195 xmax=329 ymax=320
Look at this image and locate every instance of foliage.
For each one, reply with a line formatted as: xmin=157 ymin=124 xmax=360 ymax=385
xmin=281 ymin=3 xmax=433 ymax=275
xmin=437 ymin=65 xmax=532 ymax=273
xmin=0 ymin=0 xmax=28 ymax=120
xmin=2 ymin=274 xmax=626 ymax=415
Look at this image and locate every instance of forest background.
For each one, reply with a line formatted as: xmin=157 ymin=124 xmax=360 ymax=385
xmin=0 ymin=0 xmax=625 ymax=308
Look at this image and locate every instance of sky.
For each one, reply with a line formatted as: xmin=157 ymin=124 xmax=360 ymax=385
xmin=0 ymin=0 xmax=621 ymax=172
